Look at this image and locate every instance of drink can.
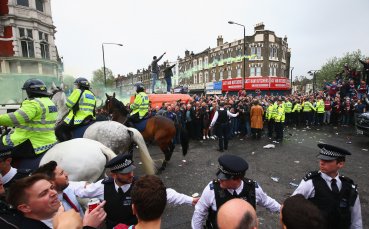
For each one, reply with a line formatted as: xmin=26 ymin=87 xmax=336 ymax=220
xmin=88 ymin=198 xmax=100 ymax=212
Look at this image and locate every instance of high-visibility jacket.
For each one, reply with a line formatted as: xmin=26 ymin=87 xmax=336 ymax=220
xmin=64 ymin=89 xmax=96 ymax=125
xmin=0 ymin=97 xmax=58 ymax=154
xmin=302 ymin=101 xmax=316 ymax=112
xmin=275 ymin=104 xmax=285 ymax=123
xmin=272 ymin=102 xmax=278 ymax=119
xmin=316 ymin=99 xmax=325 ymax=113
xmin=292 ymin=103 xmax=302 ymax=112
xmin=266 ymin=104 xmax=274 ymax=120
xmin=284 ymin=101 xmax=293 ymax=113
xmin=130 ymin=92 xmax=149 ymax=119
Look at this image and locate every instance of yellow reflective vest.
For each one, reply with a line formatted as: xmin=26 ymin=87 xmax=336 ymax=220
xmin=0 ymin=97 xmax=58 ymax=154
xmin=302 ymin=101 xmax=316 ymax=112
xmin=266 ymin=104 xmax=274 ymax=121
xmin=130 ymin=92 xmax=149 ymax=118
xmin=284 ymin=101 xmax=292 ymax=113
xmin=292 ymin=103 xmax=302 ymax=112
xmin=275 ymin=104 xmax=285 ymax=123
xmin=64 ymin=89 xmax=96 ymax=125
xmin=316 ymin=99 xmax=325 ymax=113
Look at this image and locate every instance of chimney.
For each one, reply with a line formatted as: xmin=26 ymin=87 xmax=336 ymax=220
xmin=217 ymin=35 xmax=223 ymax=47
xmin=185 ymin=50 xmax=190 ymax=57
xmin=254 ymin=22 xmax=265 ymax=32
xmin=284 ymin=35 xmax=288 ymax=42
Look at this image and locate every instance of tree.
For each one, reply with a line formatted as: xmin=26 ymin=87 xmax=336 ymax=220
xmin=316 ymin=50 xmax=368 ymax=87
xmin=91 ymin=67 xmax=115 ymax=88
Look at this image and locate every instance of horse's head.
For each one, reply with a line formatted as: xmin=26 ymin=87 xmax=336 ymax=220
xmin=50 ymin=82 xmax=68 ymax=123
xmin=105 ymin=93 xmax=129 ymax=118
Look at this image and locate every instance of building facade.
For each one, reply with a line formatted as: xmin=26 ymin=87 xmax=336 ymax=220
xmin=0 ymin=0 xmax=62 ymax=80
xmin=116 ymin=23 xmax=291 ymax=95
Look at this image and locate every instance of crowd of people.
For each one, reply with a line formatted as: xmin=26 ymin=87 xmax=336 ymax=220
xmin=0 ymin=61 xmax=367 ymax=228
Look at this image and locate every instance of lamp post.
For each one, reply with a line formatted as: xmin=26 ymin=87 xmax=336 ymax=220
xmin=228 ymin=21 xmax=246 ymax=90
xmin=102 ymin=42 xmax=123 ymax=87
xmin=308 ymin=70 xmax=319 ymax=93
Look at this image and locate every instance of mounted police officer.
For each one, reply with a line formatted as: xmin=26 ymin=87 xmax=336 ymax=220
xmin=209 ymin=102 xmax=238 ymax=152
xmin=0 ymin=78 xmax=58 ymax=159
xmin=293 ymin=144 xmax=362 ymax=229
xmin=126 ymin=82 xmax=149 ymax=127
xmin=55 ymin=77 xmax=96 ymax=142
xmin=192 ymin=154 xmax=281 ymax=229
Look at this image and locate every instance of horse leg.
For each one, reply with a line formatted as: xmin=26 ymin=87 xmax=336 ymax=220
xmin=158 ymin=141 xmax=173 ymax=172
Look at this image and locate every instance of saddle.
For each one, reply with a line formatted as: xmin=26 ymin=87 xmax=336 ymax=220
xmin=131 ymin=117 xmax=149 ymax=132
xmin=71 ymin=121 xmax=95 ymax=138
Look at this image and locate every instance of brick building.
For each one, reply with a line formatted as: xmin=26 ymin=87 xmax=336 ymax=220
xmin=0 ymin=0 xmax=62 ymax=80
xmin=116 ymin=22 xmax=291 ymax=95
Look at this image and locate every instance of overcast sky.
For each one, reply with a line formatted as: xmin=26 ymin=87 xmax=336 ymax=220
xmin=51 ymin=0 xmax=369 ymax=81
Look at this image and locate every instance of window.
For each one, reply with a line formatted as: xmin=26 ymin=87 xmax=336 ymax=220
xmin=204 ymin=57 xmax=208 ymax=68
xmin=270 ymin=46 xmax=278 ymax=58
xmin=17 ymin=0 xmax=29 ymax=7
xmin=237 ymin=49 xmax=242 ymax=57
xmin=251 ymin=47 xmax=256 ymax=58
xmin=227 ymin=70 xmax=231 ymax=79
xmin=219 ymin=71 xmax=223 ymax=80
xmin=237 ymin=68 xmax=241 ymax=77
xmin=269 ymin=67 xmax=277 ymax=76
xmin=250 ymin=68 xmax=255 ymax=77
xmin=257 ymin=47 xmax=261 ymax=58
xmin=199 ymin=59 xmax=203 ymax=70
xmin=256 ymin=67 xmax=261 ymax=76
xmin=194 ymin=74 xmax=197 ymax=84
xmin=205 ymin=72 xmax=209 ymax=83
xmin=39 ymin=31 xmax=49 ymax=59
xmin=193 ymin=60 xmax=197 ymax=71
xmin=36 ymin=0 xmax=44 ymax=12
xmin=199 ymin=73 xmax=203 ymax=84
xmin=212 ymin=72 xmax=216 ymax=81
xmin=19 ymin=28 xmax=34 ymax=58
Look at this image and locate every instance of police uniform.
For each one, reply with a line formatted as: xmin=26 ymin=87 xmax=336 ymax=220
xmin=192 ymin=154 xmax=281 ymax=229
xmin=102 ymin=154 xmax=193 ymax=229
xmin=0 ymin=146 xmax=31 ymax=190
xmin=209 ymin=104 xmax=238 ymax=152
xmin=293 ymin=144 xmax=362 ymax=229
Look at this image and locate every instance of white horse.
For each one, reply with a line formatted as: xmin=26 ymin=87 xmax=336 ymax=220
xmin=50 ymin=83 xmax=155 ymax=175
xmin=39 ymin=138 xmax=116 ymax=182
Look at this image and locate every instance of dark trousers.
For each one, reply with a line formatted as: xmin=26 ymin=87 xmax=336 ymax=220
xmin=275 ymin=122 xmax=284 ymax=141
xmin=251 ymin=128 xmax=262 ymax=139
xmin=216 ymin=123 xmax=229 ymax=150
xmin=165 ymin=77 xmax=172 ymax=92
xmin=267 ymin=119 xmax=274 ymax=138
xmin=303 ymin=111 xmax=313 ymax=126
xmin=55 ymin=122 xmax=73 ymax=142
xmin=285 ymin=112 xmax=292 ymax=125
xmin=316 ymin=113 xmax=324 ymax=125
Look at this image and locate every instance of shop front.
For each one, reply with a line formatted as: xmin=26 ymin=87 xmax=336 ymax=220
xmin=222 ymin=77 xmax=291 ymax=95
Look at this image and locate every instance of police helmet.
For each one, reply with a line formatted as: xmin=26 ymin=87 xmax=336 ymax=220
xmin=74 ymin=77 xmax=90 ymax=89
xmin=135 ymin=82 xmax=145 ymax=93
xmin=22 ymin=78 xmax=51 ymax=98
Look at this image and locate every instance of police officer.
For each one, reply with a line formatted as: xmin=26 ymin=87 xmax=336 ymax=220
xmin=315 ymin=96 xmax=325 ymax=126
xmin=266 ymin=99 xmax=275 ymax=139
xmin=0 ymin=79 xmax=58 ymax=157
xmin=0 ymin=146 xmax=32 ymax=190
xmin=192 ymin=154 xmax=281 ymax=229
xmin=100 ymin=154 xmax=198 ymax=228
xmin=209 ymin=102 xmax=238 ymax=152
xmin=55 ymin=77 xmax=96 ymax=142
xmin=274 ymin=98 xmax=285 ymax=142
xmin=126 ymin=82 xmax=149 ymax=127
xmin=293 ymin=144 xmax=362 ymax=229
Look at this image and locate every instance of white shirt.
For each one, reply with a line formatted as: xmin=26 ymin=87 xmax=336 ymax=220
xmin=191 ymin=180 xmax=281 ymax=229
xmin=293 ymin=172 xmax=362 ymax=229
xmin=1 ymin=167 xmax=17 ymax=185
xmin=72 ymin=178 xmax=193 ymax=205
xmin=209 ymin=108 xmax=238 ymax=128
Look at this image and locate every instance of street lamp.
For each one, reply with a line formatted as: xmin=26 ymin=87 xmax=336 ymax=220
xmin=102 ymin=42 xmax=123 ymax=87
xmin=308 ymin=70 xmax=320 ymax=93
xmin=228 ymin=20 xmax=246 ymax=90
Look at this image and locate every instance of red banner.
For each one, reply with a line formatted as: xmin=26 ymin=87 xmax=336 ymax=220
xmin=222 ymin=77 xmax=291 ymax=91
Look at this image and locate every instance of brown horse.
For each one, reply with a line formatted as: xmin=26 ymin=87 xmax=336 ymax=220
xmin=105 ymin=93 xmax=189 ymax=171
